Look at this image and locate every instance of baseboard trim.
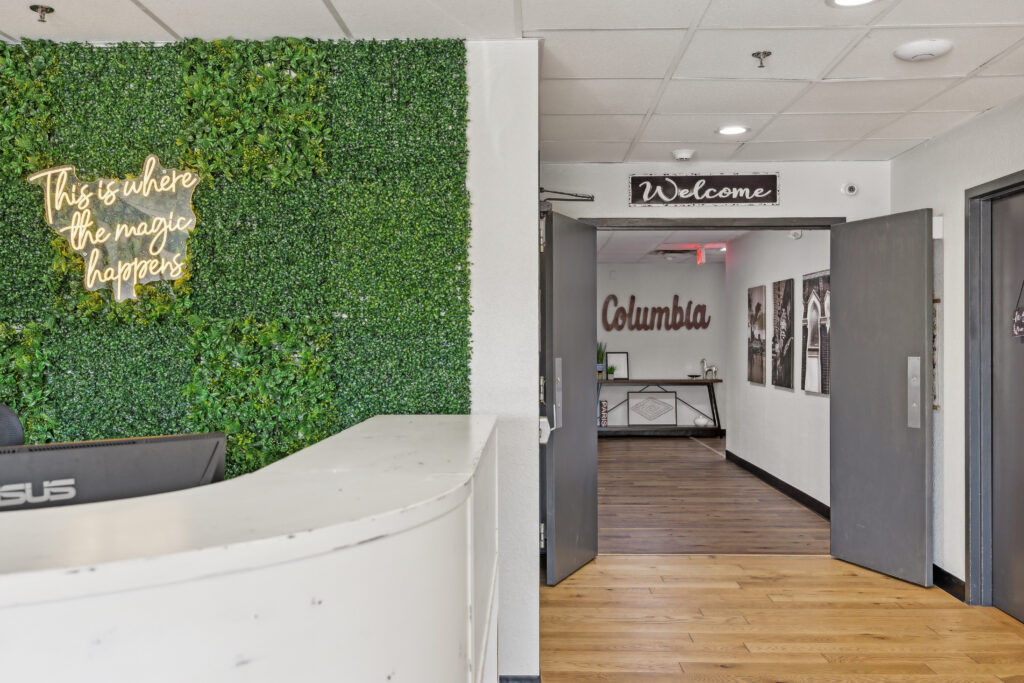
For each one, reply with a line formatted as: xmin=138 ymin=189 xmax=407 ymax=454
xmin=725 ymin=450 xmax=830 ymax=520
xmin=500 ymin=677 xmax=541 ymax=683
xmin=933 ymin=564 xmax=966 ymax=601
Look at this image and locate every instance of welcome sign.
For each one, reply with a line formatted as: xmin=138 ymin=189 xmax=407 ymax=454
xmin=629 ymin=173 xmax=779 ymax=207
xmin=28 ymin=155 xmax=200 ymax=302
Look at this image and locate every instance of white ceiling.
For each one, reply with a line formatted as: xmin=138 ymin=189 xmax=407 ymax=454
xmin=5 ymin=0 xmax=1024 ymax=163
xmin=597 ymin=229 xmax=750 ymax=264
xmin=0 ymin=0 xmax=519 ymax=43
xmin=530 ymin=0 xmax=1024 ymax=163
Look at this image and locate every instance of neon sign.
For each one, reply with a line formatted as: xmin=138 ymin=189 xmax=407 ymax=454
xmin=28 ymin=155 xmax=200 ymax=302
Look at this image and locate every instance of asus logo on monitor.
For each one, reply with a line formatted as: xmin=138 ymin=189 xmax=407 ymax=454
xmin=0 ymin=479 xmax=77 ymax=507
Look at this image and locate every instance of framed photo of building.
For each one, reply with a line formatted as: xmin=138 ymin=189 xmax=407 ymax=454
xmin=627 ymin=392 xmax=677 ymax=426
xmin=606 ymin=352 xmax=629 ymax=380
xmin=801 ymin=270 xmax=831 ymax=395
xmin=747 ymin=285 xmax=766 ymax=384
xmin=772 ymin=278 xmax=795 ymax=389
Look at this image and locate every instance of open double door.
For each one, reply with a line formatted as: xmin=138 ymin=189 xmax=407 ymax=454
xmin=540 ymin=207 xmax=935 ymax=588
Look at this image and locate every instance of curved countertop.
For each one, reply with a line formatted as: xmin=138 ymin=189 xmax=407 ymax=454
xmin=0 ymin=414 xmax=498 ymax=608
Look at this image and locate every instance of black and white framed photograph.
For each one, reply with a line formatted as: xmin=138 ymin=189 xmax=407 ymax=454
xmin=801 ymin=270 xmax=831 ymax=395
xmin=747 ymin=285 xmax=766 ymax=384
xmin=772 ymin=278 xmax=795 ymax=389
xmin=627 ymin=392 xmax=677 ymax=426
xmin=606 ymin=351 xmax=629 ymax=380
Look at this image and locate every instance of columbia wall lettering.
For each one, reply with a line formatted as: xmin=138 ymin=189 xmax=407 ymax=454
xmin=602 ymin=294 xmax=711 ymax=331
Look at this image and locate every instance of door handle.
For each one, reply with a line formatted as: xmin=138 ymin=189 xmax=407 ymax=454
xmin=907 ymin=356 xmax=921 ymax=429
xmin=553 ymin=357 xmax=564 ymax=430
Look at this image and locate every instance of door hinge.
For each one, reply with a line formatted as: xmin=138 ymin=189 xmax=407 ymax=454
xmin=539 ymin=375 xmax=546 ymax=404
xmin=539 ymin=222 xmax=546 ymax=253
xmin=540 ymin=522 xmax=546 ymax=551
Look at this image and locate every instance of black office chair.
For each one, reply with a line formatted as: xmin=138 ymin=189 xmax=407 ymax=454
xmin=0 ymin=404 xmax=24 ymax=447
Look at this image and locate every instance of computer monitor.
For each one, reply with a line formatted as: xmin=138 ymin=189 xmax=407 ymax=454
xmin=0 ymin=433 xmax=225 ymax=511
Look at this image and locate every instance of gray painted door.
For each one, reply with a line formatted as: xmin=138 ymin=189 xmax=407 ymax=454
xmin=540 ymin=210 xmax=598 ymax=586
xmin=991 ymin=192 xmax=1024 ymax=621
xmin=830 ymin=209 xmax=934 ymax=586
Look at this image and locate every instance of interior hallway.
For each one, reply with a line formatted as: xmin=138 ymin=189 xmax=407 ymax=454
xmin=541 ymin=554 xmax=1024 ymax=681
xmin=599 ymin=437 xmax=830 ymax=555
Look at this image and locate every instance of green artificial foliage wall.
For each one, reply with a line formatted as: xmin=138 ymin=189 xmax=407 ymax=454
xmin=0 ymin=38 xmax=471 ymax=477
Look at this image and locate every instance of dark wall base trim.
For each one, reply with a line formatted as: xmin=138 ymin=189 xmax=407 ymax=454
xmin=725 ymin=450 xmax=830 ymax=520
xmin=933 ymin=564 xmax=966 ymax=601
xmin=500 ymin=677 xmax=541 ymax=683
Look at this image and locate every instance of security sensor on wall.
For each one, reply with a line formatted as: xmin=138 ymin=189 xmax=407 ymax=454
xmin=789 ymin=230 xmax=803 ymax=240
xmin=672 ymin=148 xmax=696 ymax=161
xmin=842 ymin=183 xmax=859 ymax=196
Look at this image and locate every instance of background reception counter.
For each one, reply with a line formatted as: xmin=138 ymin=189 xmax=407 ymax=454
xmin=0 ymin=415 xmax=499 ymax=682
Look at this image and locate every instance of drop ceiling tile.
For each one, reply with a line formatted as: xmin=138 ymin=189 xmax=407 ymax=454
xmin=0 ymin=0 xmax=173 ymax=41
xmin=522 ymin=0 xmax=704 ymax=30
xmin=144 ymin=0 xmax=345 ymax=39
xmin=627 ymin=142 xmax=743 ymax=162
xmin=733 ymin=140 xmax=853 ymax=161
xmin=642 ymin=114 xmax=774 ymax=142
xmin=530 ymin=30 xmax=688 ymax=79
xmin=661 ymin=230 xmax=749 ymax=245
xmin=328 ymin=0 xmax=517 ymax=38
xmin=871 ymin=111 xmax=977 ymax=139
xmin=541 ymin=141 xmax=630 ymax=162
xmin=540 ymin=79 xmax=662 ymax=115
xmin=920 ymin=75 xmax=1024 ymax=111
xmin=787 ymin=78 xmax=954 ymax=113
xmin=828 ymin=27 xmax=1024 ymax=79
xmin=541 ymin=115 xmax=645 ymax=141
xmin=831 ymin=139 xmax=925 ymax=160
xmin=756 ymin=113 xmax=898 ymax=142
xmin=675 ymin=28 xmax=863 ymax=80
xmin=702 ymin=0 xmax=892 ymax=28
xmin=983 ymin=42 xmax=1024 ymax=76
xmin=659 ymin=79 xmax=810 ymax=114
xmin=878 ymin=0 xmax=1024 ymax=27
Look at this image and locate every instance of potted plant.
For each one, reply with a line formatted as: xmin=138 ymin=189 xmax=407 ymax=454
xmin=596 ymin=341 xmax=607 ymax=380
xmin=607 ymin=365 xmax=616 ymax=380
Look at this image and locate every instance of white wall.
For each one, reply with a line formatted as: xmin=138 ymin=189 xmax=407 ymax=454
xmin=467 ymin=40 xmax=540 ymax=678
xmin=598 ymin=262 xmax=726 ymax=426
xmin=892 ymin=96 xmax=1024 ymax=579
xmin=725 ymin=230 xmax=832 ymax=504
xmin=541 ymin=161 xmax=891 ymax=222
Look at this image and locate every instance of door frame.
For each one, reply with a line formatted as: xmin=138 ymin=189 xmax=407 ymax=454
xmin=965 ymin=169 xmax=1024 ymax=605
xmin=588 ymin=217 xmax=844 ymax=231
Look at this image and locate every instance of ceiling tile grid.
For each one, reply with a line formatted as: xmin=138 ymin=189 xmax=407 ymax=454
xmin=535 ymin=0 xmax=1024 ymax=163
xmin=597 ymin=229 xmax=746 ymax=264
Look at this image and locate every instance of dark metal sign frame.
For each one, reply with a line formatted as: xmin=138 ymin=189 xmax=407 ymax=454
xmin=628 ymin=172 xmax=780 ymax=207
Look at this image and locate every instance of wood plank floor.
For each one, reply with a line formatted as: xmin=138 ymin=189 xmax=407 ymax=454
xmin=599 ymin=437 xmax=830 ymax=555
xmin=541 ymin=554 xmax=1024 ymax=682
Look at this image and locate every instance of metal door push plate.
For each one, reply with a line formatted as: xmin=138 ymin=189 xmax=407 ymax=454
xmin=908 ymin=356 xmax=921 ymax=429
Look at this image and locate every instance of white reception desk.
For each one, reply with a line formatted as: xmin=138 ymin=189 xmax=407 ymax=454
xmin=0 ymin=415 xmax=499 ymax=682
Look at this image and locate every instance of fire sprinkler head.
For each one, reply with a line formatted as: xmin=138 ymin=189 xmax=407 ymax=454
xmin=29 ymin=4 xmax=54 ymax=22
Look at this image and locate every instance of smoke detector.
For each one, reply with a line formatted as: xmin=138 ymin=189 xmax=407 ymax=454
xmin=894 ymin=39 xmax=954 ymax=62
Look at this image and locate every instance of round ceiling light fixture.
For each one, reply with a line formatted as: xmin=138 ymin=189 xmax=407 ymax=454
xmin=717 ymin=125 xmax=748 ymax=136
xmin=894 ymin=38 xmax=954 ymax=62
xmin=825 ymin=0 xmax=878 ymax=7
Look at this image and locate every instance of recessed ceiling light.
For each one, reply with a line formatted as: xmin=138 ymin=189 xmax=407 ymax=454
xmin=825 ymin=0 xmax=878 ymax=7
xmin=717 ymin=125 xmax=748 ymax=136
xmin=894 ymin=38 xmax=954 ymax=62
